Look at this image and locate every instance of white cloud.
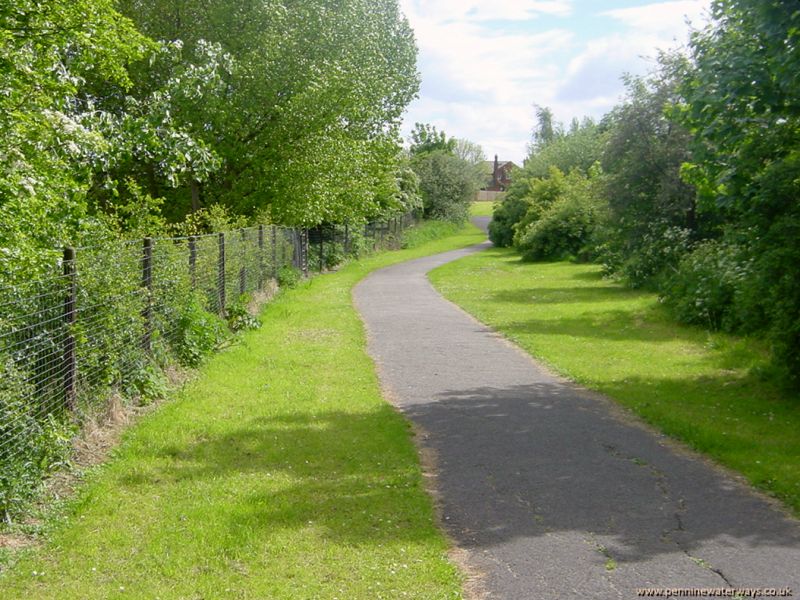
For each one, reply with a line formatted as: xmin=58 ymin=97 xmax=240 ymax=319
xmin=601 ymin=0 xmax=710 ymax=36
xmin=549 ymin=0 xmax=711 ymax=123
xmin=398 ymin=0 xmax=711 ymax=165
xmin=402 ymin=0 xmax=572 ymax=23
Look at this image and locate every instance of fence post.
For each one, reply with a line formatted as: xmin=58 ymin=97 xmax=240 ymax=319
xmin=258 ymin=225 xmax=265 ymax=290
xmin=63 ymin=247 xmax=77 ymax=411
xmin=318 ymin=226 xmax=324 ymax=272
xmin=218 ymin=232 xmax=226 ymax=315
xmin=188 ymin=235 xmax=197 ymax=289
xmin=271 ymin=226 xmax=278 ymax=279
xmin=142 ymin=237 xmax=153 ymax=354
xmin=302 ymin=229 xmax=309 ymax=277
xmin=239 ymin=229 xmax=246 ymax=296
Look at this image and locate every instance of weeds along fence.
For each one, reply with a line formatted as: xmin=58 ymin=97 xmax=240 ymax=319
xmin=0 ymin=214 xmax=414 ymax=518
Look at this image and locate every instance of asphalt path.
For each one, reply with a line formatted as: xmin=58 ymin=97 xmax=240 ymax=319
xmin=353 ymin=217 xmax=800 ymax=599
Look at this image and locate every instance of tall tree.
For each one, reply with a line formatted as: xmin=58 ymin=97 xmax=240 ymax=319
xmin=677 ymin=0 xmax=800 ymax=384
xmin=118 ymin=0 xmax=420 ymax=224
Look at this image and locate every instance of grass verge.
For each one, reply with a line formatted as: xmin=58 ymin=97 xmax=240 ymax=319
xmin=429 ymin=247 xmax=800 ymax=514
xmin=0 ymin=220 xmax=484 ymax=600
xmin=470 ymin=201 xmax=494 ymax=217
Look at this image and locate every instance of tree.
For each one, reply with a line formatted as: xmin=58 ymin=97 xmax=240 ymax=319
xmin=675 ymin=0 xmax=800 ymax=385
xmin=453 ymin=138 xmax=486 ymax=165
xmin=598 ymin=57 xmax=698 ymax=286
xmin=409 ymin=123 xmax=456 ymax=156
xmin=529 ymin=105 xmax=561 ymax=153
xmin=118 ymin=0 xmax=420 ymax=224
xmin=412 ymin=151 xmax=478 ymax=223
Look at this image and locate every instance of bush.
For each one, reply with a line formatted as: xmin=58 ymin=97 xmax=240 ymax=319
xmin=513 ymin=169 xmax=599 ymax=262
xmin=488 ymin=195 xmax=530 ymax=247
xmin=601 ymin=223 xmax=694 ymax=289
xmin=277 ymin=265 xmax=302 ymax=289
xmin=172 ymin=297 xmax=228 ymax=367
xmin=0 ymin=357 xmax=73 ymax=520
xmin=226 ymin=295 xmax=261 ymax=333
xmin=662 ymin=240 xmax=754 ymax=331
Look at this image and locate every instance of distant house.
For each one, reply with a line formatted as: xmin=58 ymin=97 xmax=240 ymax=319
xmin=482 ymin=155 xmax=517 ymax=192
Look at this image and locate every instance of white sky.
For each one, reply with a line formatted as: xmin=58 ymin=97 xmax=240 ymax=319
xmin=398 ymin=0 xmax=711 ymax=164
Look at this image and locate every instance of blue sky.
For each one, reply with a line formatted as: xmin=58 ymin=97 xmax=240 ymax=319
xmin=398 ymin=0 xmax=711 ymax=164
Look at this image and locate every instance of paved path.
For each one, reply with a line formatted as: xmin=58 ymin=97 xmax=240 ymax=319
xmin=353 ymin=218 xmax=800 ymax=599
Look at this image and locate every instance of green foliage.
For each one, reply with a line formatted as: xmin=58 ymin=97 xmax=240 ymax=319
xmin=0 ymin=359 xmax=73 ymax=520
xmin=125 ymin=361 xmax=170 ymax=403
xmin=277 ymin=266 xmax=303 ymax=289
xmin=511 ymin=167 xmax=568 ymax=247
xmin=515 ymin=169 xmax=600 ymax=261
xmin=173 ymin=298 xmax=228 ymax=368
xmin=676 ymin=0 xmax=800 ymax=387
xmin=488 ymin=195 xmax=529 ymax=247
xmin=411 ymin=150 xmax=478 ymax=223
xmin=226 ymin=296 xmax=262 ymax=333
xmin=400 ymin=220 xmax=460 ymax=249
xmin=118 ymin=0 xmax=419 ymax=225
xmin=524 ymin=117 xmax=606 ymax=179
xmin=409 ymin=123 xmax=456 ymax=156
xmin=597 ymin=58 xmax=698 ymax=287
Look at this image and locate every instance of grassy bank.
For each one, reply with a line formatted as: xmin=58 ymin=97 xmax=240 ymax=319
xmin=470 ymin=201 xmax=494 ymax=217
xmin=0 ymin=221 xmax=484 ymax=599
xmin=429 ymin=246 xmax=800 ymax=514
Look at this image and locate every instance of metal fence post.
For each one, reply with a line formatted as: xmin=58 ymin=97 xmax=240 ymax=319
xmin=239 ymin=229 xmax=246 ymax=296
xmin=142 ymin=237 xmax=153 ymax=353
xmin=271 ymin=226 xmax=278 ymax=279
xmin=218 ymin=232 xmax=226 ymax=315
xmin=318 ymin=226 xmax=324 ymax=272
xmin=302 ymin=229 xmax=309 ymax=277
xmin=258 ymin=225 xmax=265 ymax=290
xmin=63 ymin=247 xmax=77 ymax=411
xmin=188 ymin=235 xmax=197 ymax=289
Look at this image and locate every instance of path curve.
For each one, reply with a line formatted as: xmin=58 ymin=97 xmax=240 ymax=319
xmin=353 ymin=219 xmax=800 ymax=599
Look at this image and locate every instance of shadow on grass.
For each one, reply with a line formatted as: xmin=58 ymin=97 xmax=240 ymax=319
xmin=490 ymin=286 xmax=641 ymax=305
xmin=117 ymin=403 xmax=442 ymax=547
xmin=399 ymin=380 xmax=800 ymax=567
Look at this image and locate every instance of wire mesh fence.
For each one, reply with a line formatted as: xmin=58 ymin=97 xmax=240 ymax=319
xmin=0 ymin=215 xmax=413 ymax=516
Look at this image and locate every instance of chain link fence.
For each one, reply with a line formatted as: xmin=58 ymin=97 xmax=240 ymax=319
xmin=0 ymin=214 xmax=413 ymax=518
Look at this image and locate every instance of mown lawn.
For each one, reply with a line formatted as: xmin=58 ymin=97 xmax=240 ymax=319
xmin=470 ymin=201 xmax=495 ymax=217
xmin=0 ymin=222 xmax=485 ymax=600
xmin=429 ymin=247 xmax=800 ymax=514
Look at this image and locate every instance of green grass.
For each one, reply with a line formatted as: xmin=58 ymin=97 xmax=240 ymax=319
xmin=429 ymin=247 xmax=800 ymax=514
xmin=0 ymin=221 xmax=485 ymax=600
xmin=402 ymin=220 xmax=465 ymax=248
xmin=470 ymin=201 xmax=495 ymax=217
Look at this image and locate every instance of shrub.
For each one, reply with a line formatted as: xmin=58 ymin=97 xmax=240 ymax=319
xmin=662 ymin=240 xmax=753 ymax=331
xmin=0 ymin=357 xmax=73 ymax=520
xmin=488 ymin=195 xmax=529 ymax=247
xmin=172 ymin=297 xmax=228 ymax=367
xmin=514 ymin=169 xmax=600 ymax=262
xmin=226 ymin=295 xmax=261 ymax=333
xmin=603 ymin=223 xmax=694 ymax=289
xmin=277 ymin=265 xmax=302 ymax=289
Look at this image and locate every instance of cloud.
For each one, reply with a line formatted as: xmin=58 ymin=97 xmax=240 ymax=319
xmin=601 ymin=0 xmax=710 ymax=36
xmin=398 ymin=0 xmax=711 ymax=165
xmin=550 ymin=0 xmax=711 ymax=123
xmin=402 ymin=0 xmax=572 ymax=23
